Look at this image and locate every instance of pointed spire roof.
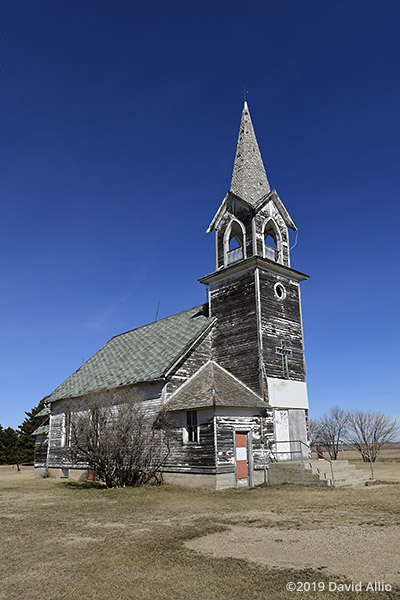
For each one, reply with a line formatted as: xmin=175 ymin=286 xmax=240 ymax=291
xmin=230 ymin=101 xmax=270 ymax=205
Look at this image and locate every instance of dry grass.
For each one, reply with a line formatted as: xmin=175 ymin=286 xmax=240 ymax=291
xmin=1 ymin=464 xmax=400 ymax=600
xmin=344 ymin=446 xmax=400 ymax=483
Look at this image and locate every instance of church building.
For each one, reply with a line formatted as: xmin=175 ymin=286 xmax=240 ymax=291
xmin=34 ymin=101 xmax=310 ymax=489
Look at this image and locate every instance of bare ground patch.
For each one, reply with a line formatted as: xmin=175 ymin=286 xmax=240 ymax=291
xmin=186 ymin=524 xmax=400 ymax=586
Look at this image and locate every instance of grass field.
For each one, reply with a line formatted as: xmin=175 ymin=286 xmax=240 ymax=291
xmin=1 ymin=458 xmax=399 ymax=600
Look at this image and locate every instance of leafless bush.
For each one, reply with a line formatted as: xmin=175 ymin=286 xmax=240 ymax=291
xmin=346 ymin=410 xmax=399 ymax=463
xmin=311 ymin=406 xmax=349 ymax=460
xmin=70 ymin=400 xmax=172 ymax=488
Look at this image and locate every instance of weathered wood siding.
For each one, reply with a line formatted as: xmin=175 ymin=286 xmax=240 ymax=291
xmin=209 ymin=268 xmax=261 ymax=395
xmin=33 ymin=434 xmax=48 ymax=467
xmin=165 ymin=330 xmax=212 ymax=398
xmin=46 ymin=381 xmax=164 ymax=469
xmin=163 ymin=408 xmax=275 ymax=475
xmin=258 ymin=269 xmax=306 ymax=382
xmin=163 ymin=409 xmax=216 ymax=473
xmin=215 ymin=409 xmax=274 ymax=473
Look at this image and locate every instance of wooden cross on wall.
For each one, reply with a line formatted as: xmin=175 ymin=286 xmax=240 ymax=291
xmin=276 ymin=340 xmax=292 ymax=378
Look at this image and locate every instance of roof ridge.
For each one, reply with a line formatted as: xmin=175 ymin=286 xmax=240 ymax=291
xmin=109 ymin=303 xmax=209 ymax=342
xmin=45 ymin=302 xmax=212 ymax=403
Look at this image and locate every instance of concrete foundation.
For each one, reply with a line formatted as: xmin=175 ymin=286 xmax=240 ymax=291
xmin=163 ymin=469 xmax=267 ymax=490
xmin=35 ymin=467 xmax=89 ymax=481
xmin=34 ymin=466 xmax=268 ymax=489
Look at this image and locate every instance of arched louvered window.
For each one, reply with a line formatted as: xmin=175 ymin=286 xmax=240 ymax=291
xmin=263 ymin=219 xmax=281 ymax=263
xmin=224 ymin=219 xmax=246 ymax=265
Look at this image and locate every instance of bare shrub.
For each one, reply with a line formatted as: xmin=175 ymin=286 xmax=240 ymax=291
xmin=346 ymin=410 xmax=399 ymax=463
xmin=70 ymin=399 xmax=171 ymax=488
xmin=311 ymin=406 xmax=349 ymax=460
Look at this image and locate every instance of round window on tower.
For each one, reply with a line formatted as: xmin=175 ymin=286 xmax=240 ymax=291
xmin=274 ymin=282 xmax=286 ymax=300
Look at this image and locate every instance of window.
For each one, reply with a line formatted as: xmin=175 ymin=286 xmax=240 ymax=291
xmin=186 ymin=410 xmax=199 ymax=443
xmin=263 ymin=219 xmax=281 ymax=263
xmin=224 ymin=219 xmax=246 ymax=265
xmin=264 ymin=234 xmax=277 ymax=261
xmin=274 ymin=282 xmax=286 ymax=300
xmin=62 ymin=412 xmax=71 ymax=447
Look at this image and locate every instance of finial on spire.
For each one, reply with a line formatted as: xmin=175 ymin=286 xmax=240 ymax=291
xmin=243 ymin=87 xmax=248 ymax=103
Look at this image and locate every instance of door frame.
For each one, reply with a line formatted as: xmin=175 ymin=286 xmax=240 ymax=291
xmin=233 ymin=429 xmax=254 ymax=488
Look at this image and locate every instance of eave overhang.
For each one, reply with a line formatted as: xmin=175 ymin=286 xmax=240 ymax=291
xmin=206 ymin=191 xmax=254 ymax=234
xmin=255 ymin=189 xmax=297 ymax=231
xmin=199 ymin=255 xmax=309 ymax=286
xmin=206 ymin=189 xmax=297 ymax=234
xmin=48 ymin=378 xmax=167 ymax=406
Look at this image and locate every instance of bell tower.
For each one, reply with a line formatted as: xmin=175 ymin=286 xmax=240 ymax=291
xmin=200 ymin=102 xmax=309 ymax=440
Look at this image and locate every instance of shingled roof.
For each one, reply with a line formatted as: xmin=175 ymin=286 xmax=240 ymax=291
xmin=230 ymin=101 xmax=270 ymax=205
xmin=165 ymin=361 xmax=267 ymax=411
xmin=47 ymin=304 xmax=214 ymax=403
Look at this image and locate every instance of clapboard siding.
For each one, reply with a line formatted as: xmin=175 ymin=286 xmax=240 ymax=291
xmin=209 ymin=268 xmax=260 ymax=395
xmin=215 ymin=411 xmax=274 ymax=472
xmin=166 ymin=331 xmax=212 ymax=398
xmin=33 ymin=435 xmax=48 ymax=467
xmin=164 ymin=410 xmax=216 ymax=472
xmin=258 ymin=269 xmax=305 ymax=381
xmin=46 ymin=382 xmax=163 ymax=468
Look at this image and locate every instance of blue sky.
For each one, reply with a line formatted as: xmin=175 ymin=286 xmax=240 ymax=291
xmin=1 ymin=0 xmax=399 ymax=429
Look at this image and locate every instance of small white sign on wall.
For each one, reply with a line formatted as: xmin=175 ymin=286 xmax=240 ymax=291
xmin=236 ymin=447 xmax=247 ymax=461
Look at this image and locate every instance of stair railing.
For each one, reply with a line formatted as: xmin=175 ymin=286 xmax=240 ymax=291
xmin=268 ymin=439 xmax=336 ymax=488
xmin=338 ymin=440 xmax=375 ymax=481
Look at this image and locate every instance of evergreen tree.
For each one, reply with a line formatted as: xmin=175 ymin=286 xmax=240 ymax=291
xmin=0 ymin=426 xmax=20 ymax=466
xmin=17 ymin=400 xmax=45 ymax=464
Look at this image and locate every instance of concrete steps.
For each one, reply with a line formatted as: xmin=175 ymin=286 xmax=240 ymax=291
xmin=268 ymin=459 xmax=369 ymax=488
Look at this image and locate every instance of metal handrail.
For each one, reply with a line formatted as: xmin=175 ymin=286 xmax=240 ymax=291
xmin=268 ymin=439 xmax=336 ymax=487
xmin=312 ymin=440 xmax=374 ymax=480
xmin=338 ymin=440 xmax=374 ymax=480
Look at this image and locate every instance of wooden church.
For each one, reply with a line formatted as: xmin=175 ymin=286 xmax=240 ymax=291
xmin=34 ymin=101 xmax=310 ymax=489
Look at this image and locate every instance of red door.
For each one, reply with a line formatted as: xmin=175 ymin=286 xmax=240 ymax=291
xmin=235 ymin=432 xmax=248 ymax=479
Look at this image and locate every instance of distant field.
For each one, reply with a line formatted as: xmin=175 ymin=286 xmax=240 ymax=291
xmin=340 ymin=446 xmax=400 ymax=483
xmin=1 ymin=464 xmax=399 ymax=600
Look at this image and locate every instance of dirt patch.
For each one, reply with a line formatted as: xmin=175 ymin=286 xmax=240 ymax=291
xmin=186 ymin=524 xmax=400 ymax=586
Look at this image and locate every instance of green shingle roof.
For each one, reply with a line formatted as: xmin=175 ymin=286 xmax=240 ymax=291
xmin=36 ymin=405 xmax=50 ymax=418
xmin=47 ymin=304 xmax=214 ymax=403
xmin=32 ymin=423 xmax=49 ymax=436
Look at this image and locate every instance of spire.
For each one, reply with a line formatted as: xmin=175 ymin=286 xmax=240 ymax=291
xmin=230 ymin=101 xmax=270 ymax=205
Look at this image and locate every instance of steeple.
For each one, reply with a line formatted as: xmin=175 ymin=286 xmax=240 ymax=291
xmin=230 ymin=101 xmax=270 ymax=205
